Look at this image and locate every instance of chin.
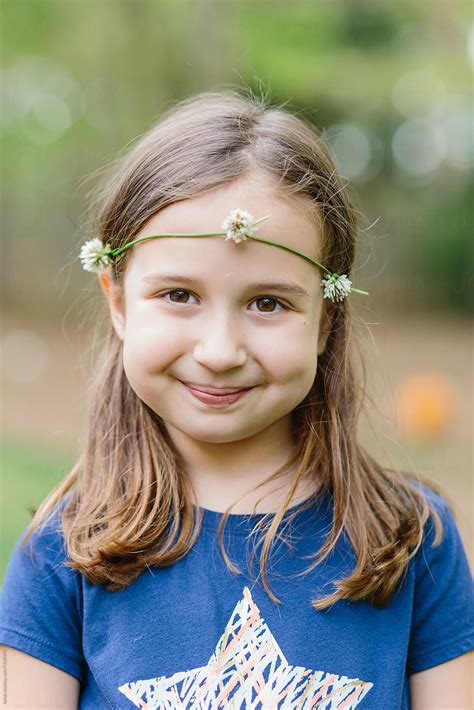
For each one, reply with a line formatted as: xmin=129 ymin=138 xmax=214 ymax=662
xmin=173 ymin=420 xmax=264 ymax=445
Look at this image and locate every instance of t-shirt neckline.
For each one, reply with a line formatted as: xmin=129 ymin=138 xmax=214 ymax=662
xmin=194 ymin=491 xmax=327 ymax=535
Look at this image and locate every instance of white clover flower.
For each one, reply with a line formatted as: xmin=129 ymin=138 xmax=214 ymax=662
xmin=221 ymin=208 xmax=257 ymax=244
xmin=79 ymin=238 xmax=112 ymax=273
xmin=321 ymin=273 xmax=352 ymax=302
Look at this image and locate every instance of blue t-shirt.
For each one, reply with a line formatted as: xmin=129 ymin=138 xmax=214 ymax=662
xmin=1 ymin=482 xmax=473 ymax=709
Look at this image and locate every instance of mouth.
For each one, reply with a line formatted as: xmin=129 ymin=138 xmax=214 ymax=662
xmin=180 ymin=381 xmax=255 ymax=407
xmin=180 ymin=381 xmax=253 ymax=395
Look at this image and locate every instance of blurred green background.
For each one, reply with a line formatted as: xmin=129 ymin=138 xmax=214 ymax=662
xmin=1 ymin=0 xmax=473 ymax=579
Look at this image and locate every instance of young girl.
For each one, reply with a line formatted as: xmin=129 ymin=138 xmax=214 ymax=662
xmin=1 ymin=90 xmax=472 ymax=709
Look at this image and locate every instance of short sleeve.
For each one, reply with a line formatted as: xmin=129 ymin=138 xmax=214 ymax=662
xmin=0 ymin=507 xmax=85 ymax=683
xmin=407 ymin=486 xmax=474 ymax=674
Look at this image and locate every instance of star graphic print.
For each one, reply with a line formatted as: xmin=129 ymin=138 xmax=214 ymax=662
xmin=118 ymin=586 xmax=373 ymax=708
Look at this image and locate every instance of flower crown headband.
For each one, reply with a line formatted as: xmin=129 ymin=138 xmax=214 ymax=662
xmin=80 ymin=208 xmax=369 ymax=303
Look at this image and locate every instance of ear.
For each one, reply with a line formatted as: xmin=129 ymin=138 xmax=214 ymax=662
xmin=98 ymin=270 xmax=126 ymax=340
xmin=317 ymin=304 xmax=332 ymax=356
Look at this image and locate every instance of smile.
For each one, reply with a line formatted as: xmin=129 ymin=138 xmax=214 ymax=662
xmin=180 ymin=382 xmax=254 ymax=407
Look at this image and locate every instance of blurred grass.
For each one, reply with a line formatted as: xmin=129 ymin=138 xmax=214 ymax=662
xmin=0 ymin=434 xmax=74 ymax=581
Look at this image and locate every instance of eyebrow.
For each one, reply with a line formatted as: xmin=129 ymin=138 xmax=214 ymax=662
xmin=141 ymin=273 xmax=311 ymax=298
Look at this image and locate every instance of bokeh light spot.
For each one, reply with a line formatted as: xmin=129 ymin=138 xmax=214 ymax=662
xmin=395 ymin=372 xmax=462 ymax=441
xmin=392 ymin=119 xmax=446 ymax=176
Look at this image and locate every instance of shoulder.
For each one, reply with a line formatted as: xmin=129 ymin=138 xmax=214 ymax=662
xmin=405 ymin=476 xmax=451 ymax=510
xmin=6 ymin=494 xmax=77 ymax=592
xmin=404 ymin=477 xmax=458 ymax=549
xmin=0 ymin=495 xmax=85 ymax=683
xmin=401 ymin=477 xmax=472 ymax=606
xmin=404 ymin=478 xmax=474 ymax=673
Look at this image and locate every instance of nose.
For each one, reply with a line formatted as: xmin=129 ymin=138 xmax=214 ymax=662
xmin=192 ymin=311 xmax=248 ymax=371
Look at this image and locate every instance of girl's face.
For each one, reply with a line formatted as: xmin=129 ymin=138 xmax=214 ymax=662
xmin=100 ymin=172 xmax=331 ymax=446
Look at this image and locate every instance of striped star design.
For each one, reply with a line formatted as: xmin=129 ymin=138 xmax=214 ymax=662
xmin=118 ymin=586 xmax=373 ymax=708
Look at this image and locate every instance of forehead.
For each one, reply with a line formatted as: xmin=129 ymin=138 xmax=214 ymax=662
xmin=124 ymin=173 xmax=323 ymax=287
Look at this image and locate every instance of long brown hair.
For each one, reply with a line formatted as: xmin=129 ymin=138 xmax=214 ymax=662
xmin=25 ymin=88 xmax=444 ymax=609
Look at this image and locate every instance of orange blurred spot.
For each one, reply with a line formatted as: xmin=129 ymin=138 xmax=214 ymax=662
xmin=395 ymin=372 xmax=461 ymax=440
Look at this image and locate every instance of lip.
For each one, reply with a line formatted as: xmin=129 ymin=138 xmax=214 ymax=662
xmin=180 ymin=381 xmax=254 ymax=407
xmin=179 ymin=381 xmax=252 ymax=395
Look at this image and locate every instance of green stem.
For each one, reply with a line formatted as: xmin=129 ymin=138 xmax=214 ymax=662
xmin=107 ymin=214 xmax=271 ymax=258
xmin=246 ymin=235 xmax=333 ymax=276
xmin=104 ymin=214 xmax=369 ymax=297
xmin=107 ymin=232 xmax=228 ymax=258
xmin=249 ymin=234 xmax=369 ymax=295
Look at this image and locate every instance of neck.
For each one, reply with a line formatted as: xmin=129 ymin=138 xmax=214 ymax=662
xmin=165 ymin=415 xmax=315 ymax=514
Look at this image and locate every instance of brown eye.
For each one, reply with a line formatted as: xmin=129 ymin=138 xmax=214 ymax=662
xmin=168 ymin=290 xmax=193 ymax=303
xmin=253 ymin=297 xmax=287 ymax=313
xmin=256 ymin=297 xmax=276 ymax=312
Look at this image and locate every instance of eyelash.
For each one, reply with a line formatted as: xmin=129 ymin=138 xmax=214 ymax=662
xmin=157 ymin=289 xmax=290 ymax=314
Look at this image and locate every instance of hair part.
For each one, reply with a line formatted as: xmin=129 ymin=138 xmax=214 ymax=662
xmin=25 ymin=88 xmax=443 ymax=609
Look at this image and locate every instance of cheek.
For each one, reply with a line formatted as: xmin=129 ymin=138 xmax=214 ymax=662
xmin=256 ymin=321 xmax=318 ymax=386
xmin=121 ymin=316 xmax=185 ymax=382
